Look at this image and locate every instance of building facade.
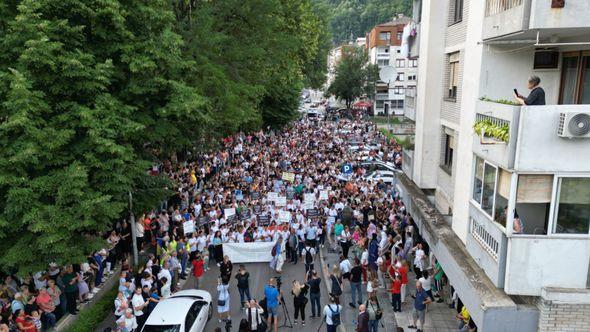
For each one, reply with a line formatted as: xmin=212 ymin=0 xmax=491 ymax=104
xmin=366 ymin=15 xmax=417 ymax=116
xmin=403 ymin=0 xmax=590 ymax=331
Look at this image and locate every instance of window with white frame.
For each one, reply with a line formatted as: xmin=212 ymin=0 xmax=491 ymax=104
xmin=553 ymin=177 xmax=590 ymax=234
xmin=397 ymin=73 xmax=404 ymax=81
xmin=391 ymin=99 xmax=404 ymax=108
xmin=396 ymin=32 xmax=402 ymax=40
xmin=396 ymin=59 xmax=405 ymax=68
xmin=376 ymin=100 xmax=385 ymax=109
xmin=410 ymin=59 xmax=418 ymax=67
xmin=393 ymin=86 xmax=404 ymax=94
xmin=377 ymin=59 xmax=390 ymax=67
xmin=379 ymin=32 xmax=391 ymax=41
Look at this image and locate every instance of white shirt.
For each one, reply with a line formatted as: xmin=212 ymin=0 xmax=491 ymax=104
xmin=116 ymin=315 xmax=137 ymax=331
xmin=323 ymin=304 xmax=342 ymax=325
xmin=131 ymin=293 xmax=145 ymax=316
xmin=419 ymin=277 xmax=432 ymax=291
xmin=157 ymin=268 xmax=172 ymax=288
xmin=339 ymin=259 xmax=351 ymax=274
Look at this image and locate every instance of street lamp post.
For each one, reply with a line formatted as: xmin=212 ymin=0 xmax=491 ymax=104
xmin=128 ymin=191 xmax=139 ymax=267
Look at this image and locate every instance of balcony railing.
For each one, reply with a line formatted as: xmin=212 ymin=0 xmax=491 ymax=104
xmin=473 ymin=101 xmax=590 ymax=172
xmin=485 ymin=0 xmax=523 ymax=16
xmin=471 ymin=218 xmax=499 ymax=261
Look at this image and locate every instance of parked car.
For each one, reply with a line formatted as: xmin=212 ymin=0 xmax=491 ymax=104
xmin=363 ymin=170 xmax=397 ymax=184
xmin=360 ymin=160 xmax=400 ymax=173
xmin=142 ymin=290 xmax=212 ymax=332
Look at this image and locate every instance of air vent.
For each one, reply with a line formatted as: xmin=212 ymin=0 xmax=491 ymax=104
xmin=557 ymin=112 xmax=590 ymax=138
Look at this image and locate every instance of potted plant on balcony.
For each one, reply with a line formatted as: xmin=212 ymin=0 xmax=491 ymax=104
xmin=473 ymin=119 xmax=509 ymax=144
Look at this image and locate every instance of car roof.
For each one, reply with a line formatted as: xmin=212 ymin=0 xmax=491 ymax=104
xmin=144 ymin=297 xmax=195 ymax=325
xmin=145 ymin=290 xmax=211 ymax=326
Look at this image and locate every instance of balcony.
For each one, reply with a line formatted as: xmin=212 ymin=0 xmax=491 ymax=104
xmin=473 ymin=101 xmax=590 ymax=172
xmin=483 ymin=0 xmax=590 ymax=41
xmin=402 ymin=149 xmax=414 ymax=179
xmin=505 ymin=235 xmax=590 ymax=296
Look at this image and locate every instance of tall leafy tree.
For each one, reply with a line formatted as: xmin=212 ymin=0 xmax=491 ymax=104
xmin=326 ymin=47 xmax=378 ymax=109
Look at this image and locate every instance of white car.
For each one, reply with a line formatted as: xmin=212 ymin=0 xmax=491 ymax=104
xmin=364 ymin=170 xmax=397 ymax=184
xmin=142 ymin=290 xmax=212 ymax=332
xmin=360 ymin=160 xmax=400 ymax=173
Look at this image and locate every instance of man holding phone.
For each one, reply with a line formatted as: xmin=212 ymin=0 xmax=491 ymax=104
xmin=514 ymin=75 xmax=546 ymax=106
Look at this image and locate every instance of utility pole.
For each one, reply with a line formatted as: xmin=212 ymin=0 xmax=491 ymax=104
xmin=128 ymin=191 xmax=138 ymax=267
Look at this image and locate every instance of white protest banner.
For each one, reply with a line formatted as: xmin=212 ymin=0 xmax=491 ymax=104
xmin=319 ymin=190 xmax=329 ymax=201
xmin=222 ymin=242 xmax=275 ymax=263
xmin=303 ymin=200 xmax=314 ymax=211
xmin=224 ymin=208 xmax=236 ymax=218
xmin=267 ymin=192 xmax=278 ymax=202
xmin=275 ymin=196 xmax=287 ymax=207
xmin=183 ymin=220 xmax=195 ymax=234
xmin=282 ymin=172 xmax=295 ymax=182
xmin=304 ymin=193 xmax=315 ymax=203
xmin=278 ymin=210 xmax=291 ymax=223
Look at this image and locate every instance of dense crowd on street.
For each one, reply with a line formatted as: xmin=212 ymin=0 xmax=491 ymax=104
xmin=0 ymin=114 xmax=477 ymax=332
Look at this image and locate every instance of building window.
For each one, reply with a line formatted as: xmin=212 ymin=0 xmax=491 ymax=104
xmin=407 ymin=75 xmax=416 ymax=81
xmin=379 ymin=32 xmax=391 ymax=41
xmin=377 ymin=59 xmax=390 ymax=67
xmin=396 ymin=59 xmax=405 ymax=68
xmin=396 ymin=32 xmax=403 ymax=40
xmin=452 ymin=0 xmax=463 ymax=24
xmin=473 ymin=156 xmax=484 ymax=204
xmin=448 ymin=52 xmax=460 ymax=99
xmin=481 ymin=163 xmax=498 ymax=217
xmin=397 ymin=73 xmax=404 ymax=81
xmin=553 ymin=177 xmax=590 ymax=234
xmin=559 ymin=51 xmax=590 ymax=105
xmin=440 ymin=131 xmax=454 ymax=174
xmin=376 ymin=100 xmax=385 ymax=109
xmin=410 ymin=59 xmax=418 ymax=67
xmin=393 ymin=86 xmax=404 ymax=94
xmin=391 ymin=100 xmax=404 ymax=108
xmin=396 ymin=49 xmax=401 ymax=54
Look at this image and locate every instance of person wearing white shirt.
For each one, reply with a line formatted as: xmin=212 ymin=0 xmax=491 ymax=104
xmin=339 ymin=256 xmax=352 ymax=280
xmin=116 ymin=309 xmax=138 ymax=332
xmin=323 ymin=297 xmax=342 ymax=329
xmin=131 ymin=288 xmax=148 ymax=329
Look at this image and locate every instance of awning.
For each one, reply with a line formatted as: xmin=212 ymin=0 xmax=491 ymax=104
xmin=353 ymin=101 xmax=373 ymax=108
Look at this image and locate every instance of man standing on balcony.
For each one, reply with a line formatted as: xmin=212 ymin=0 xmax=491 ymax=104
xmin=515 ymin=75 xmax=546 ymax=106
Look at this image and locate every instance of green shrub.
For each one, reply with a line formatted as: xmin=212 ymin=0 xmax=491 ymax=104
xmin=473 ymin=119 xmax=510 ymax=142
xmin=65 ymin=285 xmax=118 ymax=332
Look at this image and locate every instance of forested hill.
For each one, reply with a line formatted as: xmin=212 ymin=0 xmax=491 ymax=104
xmin=314 ymin=0 xmax=412 ymax=44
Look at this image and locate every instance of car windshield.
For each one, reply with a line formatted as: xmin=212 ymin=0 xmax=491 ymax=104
xmin=142 ymin=325 xmax=181 ymax=332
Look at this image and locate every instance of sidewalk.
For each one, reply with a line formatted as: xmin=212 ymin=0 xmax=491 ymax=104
xmin=394 ymin=273 xmax=458 ymax=332
xmin=320 ymin=244 xmax=458 ymax=332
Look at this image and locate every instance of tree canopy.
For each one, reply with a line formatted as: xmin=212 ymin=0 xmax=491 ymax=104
xmin=326 ymin=47 xmax=379 ymax=109
xmin=314 ymin=0 xmax=412 ymax=44
xmin=0 ymin=0 xmax=329 ymax=275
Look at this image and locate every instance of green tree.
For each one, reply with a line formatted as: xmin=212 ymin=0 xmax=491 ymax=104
xmin=326 ymin=47 xmax=378 ymax=109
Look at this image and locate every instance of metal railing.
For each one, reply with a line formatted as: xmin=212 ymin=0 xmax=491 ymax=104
xmin=485 ymin=0 xmax=523 ymax=16
xmin=475 ymin=113 xmax=510 ymax=129
xmin=471 ymin=218 xmax=499 ymax=261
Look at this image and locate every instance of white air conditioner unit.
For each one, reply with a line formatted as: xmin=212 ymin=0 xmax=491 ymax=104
xmin=557 ymin=112 xmax=590 ymax=138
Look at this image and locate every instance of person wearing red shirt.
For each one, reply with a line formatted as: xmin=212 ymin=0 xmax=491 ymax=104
xmin=14 ymin=309 xmax=37 ymax=332
xmin=398 ymin=261 xmax=409 ymax=303
xmin=390 ymin=274 xmax=402 ymax=312
xmin=191 ymin=254 xmax=205 ymax=289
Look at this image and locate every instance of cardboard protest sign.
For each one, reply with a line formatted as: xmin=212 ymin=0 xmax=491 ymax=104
xmin=319 ymin=190 xmax=329 ymax=201
xmin=304 ymin=193 xmax=315 ymax=203
xmin=198 ymin=215 xmax=210 ymax=226
xmin=183 ymin=220 xmax=196 ymax=234
xmin=224 ymin=208 xmax=237 ymax=222
xmin=250 ymin=191 xmax=261 ymax=200
xmin=282 ymin=172 xmax=295 ymax=182
xmin=306 ymin=208 xmax=320 ymax=218
xmin=275 ymin=196 xmax=287 ymax=207
xmin=253 ymin=205 xmax=263 ymax=215
xmin=267 ymin=192 xmax=278 ymax=202
xmin=239 ymin=209 xmax=252 ymax=221
xmin=278 ymin=210 xmax=291 ymax=223
xmin=303 ymin=201 xmax=314 ymax=211
xmin=258 ymin=214 xmax=271 ymax=226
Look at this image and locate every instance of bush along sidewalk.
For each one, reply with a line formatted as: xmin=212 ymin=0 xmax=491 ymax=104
xmin=65 ymin=284 xmax=118 ymax=332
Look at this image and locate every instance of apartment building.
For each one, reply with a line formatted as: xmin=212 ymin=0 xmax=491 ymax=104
xmin=326 ymin=38 xmax=368 ymax=89
xmin=400 ymin=0 xmax=590 ymax=331
xmin=366 ymin=15 xmax=417 ymax=116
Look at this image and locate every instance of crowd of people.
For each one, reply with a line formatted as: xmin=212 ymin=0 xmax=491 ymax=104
xmin=1 ymin=113 xmax=477 ymax=332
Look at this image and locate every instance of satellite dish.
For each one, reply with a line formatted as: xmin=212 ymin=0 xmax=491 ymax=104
xmin=379 ymin=66 xmax=397 ymax=84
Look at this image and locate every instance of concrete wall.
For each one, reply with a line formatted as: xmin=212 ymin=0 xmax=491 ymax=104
xmin=451 ymin=0 xmax=485 ymax=244
xmin=529 ymin=0 xmax=590 ymax=29
xmin=482 ymin=0 xmax=530 ymax=40
xmin=412 ymin=0 xmax=446 ymax=189
xmin=515 ymin=105 xmax=590 ymax=172
xmin=479 ymin=47 xmax=561 ymax=105
xmin=505 ymin=236 xmax=590 ymax=295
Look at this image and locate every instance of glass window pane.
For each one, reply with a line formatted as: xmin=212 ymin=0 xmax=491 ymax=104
xmin=561 ymin=56 xmax=579 ymax=104
xmin=580 ymin=56 xmax=590 ymax=104
xmin=555 ymin=177 xmax=590 ymax=234
xmin=473 ymin=156 xmax=484 ymax=203
xmin=481 ymin=163 xmax=497 ymax=216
